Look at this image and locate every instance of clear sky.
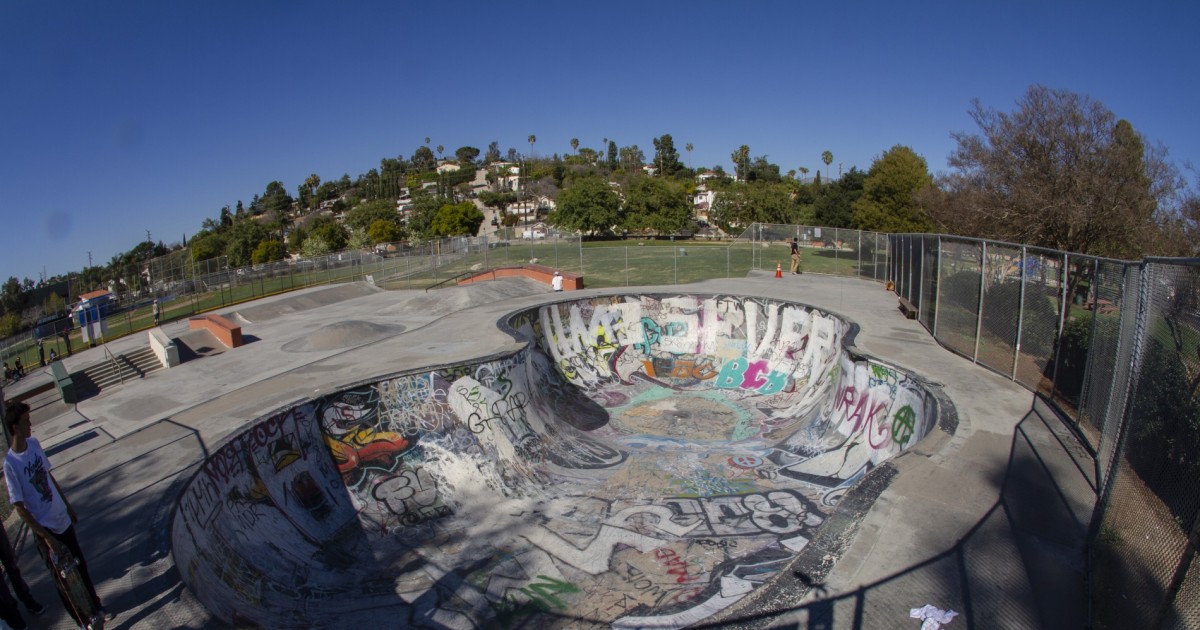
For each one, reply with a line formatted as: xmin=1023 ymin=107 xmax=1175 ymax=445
xmin=2 ymin=1 xmax=1197 ymax=283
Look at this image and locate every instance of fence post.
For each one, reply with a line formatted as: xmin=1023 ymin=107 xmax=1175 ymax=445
xmin=625 ymin=247 xmax=629 ymax=287
xmin=973 ymin=241 xmax=987 ymax=364
xmin=1011 ymin=245 xmax=1028 ymax=380
xmin=1079 ymin=257 xmax=1102 ymax=416
xmin=933 ymin=236 xmax=942 ymax=338
xmin=917 ymin=235 xmax=926 ymax=313
xmin=1049 ymin=252 xmax=1071 ymax=397
xmin=579 ymin=238 xmax=584 ymax=277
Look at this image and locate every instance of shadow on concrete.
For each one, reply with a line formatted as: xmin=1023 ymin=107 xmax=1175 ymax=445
xmin=678 ymin=394 xmax=1098 ymax=629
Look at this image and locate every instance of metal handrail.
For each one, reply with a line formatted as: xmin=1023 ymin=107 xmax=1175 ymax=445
xmin=101 ymin=343 xmax=125 ymax=385
xmin=425 ymin=269 xmax=486 ymax=292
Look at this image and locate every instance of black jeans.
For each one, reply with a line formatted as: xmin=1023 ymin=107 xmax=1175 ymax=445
xmin=38 ymin=526 xmax=101 ymax=616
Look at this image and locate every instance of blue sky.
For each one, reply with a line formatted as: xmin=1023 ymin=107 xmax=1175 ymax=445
xmin=2 ymin=1 xmax=1197 ymax=283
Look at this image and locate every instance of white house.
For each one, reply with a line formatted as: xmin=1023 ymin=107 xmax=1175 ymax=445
xmin=692 ymin=187 xmax=716 ymax=224
xmin=436 ymin=162 xmax=462 ymax=174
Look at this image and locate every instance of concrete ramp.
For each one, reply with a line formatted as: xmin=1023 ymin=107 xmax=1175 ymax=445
xmin=171 ymin=294 xmax=944 ymax=628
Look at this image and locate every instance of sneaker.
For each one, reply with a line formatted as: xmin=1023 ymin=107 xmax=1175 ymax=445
xmin=97 ymin=606 xmax=114 ymax=621
xmin=24 ymin=600 xmax=45 ymax=615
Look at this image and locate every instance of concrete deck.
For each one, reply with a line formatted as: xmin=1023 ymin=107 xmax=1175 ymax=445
xmin=1 ymin=271 xmax=1089 ymax=629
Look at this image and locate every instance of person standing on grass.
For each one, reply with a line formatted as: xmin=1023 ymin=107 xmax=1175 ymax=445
xmin=3 ymin=402 xmax=111 ymax=625
xmin=152 ymin=298 xmax=160 ymax=326
xmin=789 ymin=237 xmax=802 ymax=274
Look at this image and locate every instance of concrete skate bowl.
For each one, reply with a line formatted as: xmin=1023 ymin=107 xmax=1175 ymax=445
xmin=171 ymin=294 xmax=946 ymax=628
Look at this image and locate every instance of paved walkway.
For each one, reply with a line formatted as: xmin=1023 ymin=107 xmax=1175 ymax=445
xmin=2 ymin=271 xmax=1090 ymax=629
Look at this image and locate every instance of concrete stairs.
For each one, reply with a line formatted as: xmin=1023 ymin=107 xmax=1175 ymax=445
xmin=76 ymin=346 xmax=163 ymax=394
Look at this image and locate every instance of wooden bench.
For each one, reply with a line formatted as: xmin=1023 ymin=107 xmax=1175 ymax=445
xmin=188 ymin=313 xmax=244 ymax=348
xmin=49 ymin=360 xmax=77 ymax=404
xmin=898 ymin=297 xmax=919 ymax=320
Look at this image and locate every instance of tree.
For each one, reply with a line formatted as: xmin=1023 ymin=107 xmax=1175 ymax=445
xmin=731 ymin=145 xmax=750 ymax=180
xmin=685 ymin=143 xmax=694 ymax=168
xmin=570 ymin=138 xmax=580 ymax=154
xmin=306 ymin=216 xmax=348 ymax=252
xmin=815 ymin=167 xmax=866 ymax=228
xmin=550 ymin=176 xmax=621 ymax=235
xmin=931 ymin=84 xmax=1175 ymax=258
xmin=436 ymin=145 xmax=444 ymax=158
xmin=455 ymin=146 xmax=480 ymax=167
xmin=709 ymin=182 xmax=795 ymax=232
xmin=747 ymin=156 xmax=782 ymax=183
xmin=852 ymin=146 xmax=934 ymax=232
xmin=251 ymin=240 xmax=286 ymax=264
xmin=430 ymin=201 xmax=485 ymax=236
xmin=190 ymin=232 xmax=227 ymax=262
xmin=411 ymin=145 xmax=436 ymax=171
xmin=223 ymin=219 xmax=270 ymax=267
xmin=821 ymin=151 xmax=833 ymax=179
xmin=345 ymin=199 xmax=400 ymax=232
xmin=303 ymin=173 xmax=321 ymax=209
xmin=485 ymin=141 xmax=501 ymax=164
xmin=622 ymin=177 xmax=692 ymax=235
xmin=652 ymin=134 xmax=683 ymax=178
xmin=300 ymin=235 xmax=331 ymax=258
xmin=528 ymin=134 xmax=536 ymax=158
xmin=367 ymin=219 xmax=405 ymax=244
xmin=619 ymin=145 xmax=645 ymax=171
xmin=799 ymin=166 xmax=809 ymax=182
xmin=2 ymin=276 xmax=25 ymax=316
xmin=607 ymin=141 xmax=618 ymax=169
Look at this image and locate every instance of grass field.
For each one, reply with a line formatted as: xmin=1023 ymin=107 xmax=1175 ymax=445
xmin=2 ymin=238 xmax=889 ymax=368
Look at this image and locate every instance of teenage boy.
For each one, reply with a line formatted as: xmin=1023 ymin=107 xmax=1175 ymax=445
xmin=3 ymin=401 xmax=110 ymax=625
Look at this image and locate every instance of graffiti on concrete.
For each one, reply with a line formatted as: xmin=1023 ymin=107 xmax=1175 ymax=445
xmin=173 ymin=294 xmax=937 ymax=628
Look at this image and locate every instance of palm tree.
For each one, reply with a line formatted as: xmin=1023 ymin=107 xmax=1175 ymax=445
xmin=799 ymin=166 xmax=809 ymax=183
xmin=436 ymin=145 xmax=444 ymax=158
xmin=424 ymin=136 xmax=431 ymax=146
xmin=821 ymin=150 xmax=833 ymax=179
xmin=570 ymin=138 xmax=579 ymax=154
xmin=685 ymin=143 xmax=694 ymax=169
xmin=528 ymin=134 xmax=536 ymax=158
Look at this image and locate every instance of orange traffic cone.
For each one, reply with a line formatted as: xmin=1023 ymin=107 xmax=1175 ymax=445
xmin=775 ymin=262 xmax=783 ymax=278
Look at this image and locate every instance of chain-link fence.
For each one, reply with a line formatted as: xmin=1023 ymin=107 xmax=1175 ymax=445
xmin=891 ymin=233 xmax=1200 ymax=629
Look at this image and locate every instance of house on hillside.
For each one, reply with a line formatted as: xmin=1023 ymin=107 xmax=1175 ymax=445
xmin=436 ymin=162 xmax=461 ymax=174
xmin=692 ymin=186 xmax=716 ymax=224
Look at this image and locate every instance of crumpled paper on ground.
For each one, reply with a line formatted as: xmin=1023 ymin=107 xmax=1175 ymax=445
xmin=910 ymin=604 xmax=958 ymax=629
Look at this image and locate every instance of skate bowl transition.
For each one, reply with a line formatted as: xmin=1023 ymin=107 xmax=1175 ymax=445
xmin=171 ymin=293 xmax=946 ymax=628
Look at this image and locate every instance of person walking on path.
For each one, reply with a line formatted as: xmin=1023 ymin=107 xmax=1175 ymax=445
xmin=789 ymin=237 xmax=803 ymax=274
xmin=3 ymin=402 xmax=110 ymax=626
xmin=152 ymin=299 xmax=160 ymax=326
xmin=0 ymin=518 xmax=45 ymax=629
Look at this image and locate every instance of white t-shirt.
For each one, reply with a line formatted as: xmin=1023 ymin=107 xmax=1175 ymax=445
xmin=552 ymin=275 xmax=563 ymax=291
xmin=4 ymin=438 xmax=71 ymax=534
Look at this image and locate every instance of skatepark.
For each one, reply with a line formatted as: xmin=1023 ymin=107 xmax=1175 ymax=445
xmin=1 ymin=271 xmax=1092 ymax=628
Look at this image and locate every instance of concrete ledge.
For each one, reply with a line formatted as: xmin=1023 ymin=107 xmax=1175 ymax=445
xmin=149 ymin=327 xmax=180 ymax=368
xmin=49 ymin=360 xmax=76 ymax=404
xmin=188 ymin=314 xmax=243 ymax=348
xmin=456 ymin=264 xmax=584 ymax=290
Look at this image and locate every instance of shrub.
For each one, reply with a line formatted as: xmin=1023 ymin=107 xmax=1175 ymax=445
xmin=940 ymin=270 xmax=980 ymax=311
xmin=981 ymin=281 xmax=1059 ymax=357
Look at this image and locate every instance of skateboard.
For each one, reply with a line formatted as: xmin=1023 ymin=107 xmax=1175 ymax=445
xmin=35 ymin=542 xmax=102 ymax=629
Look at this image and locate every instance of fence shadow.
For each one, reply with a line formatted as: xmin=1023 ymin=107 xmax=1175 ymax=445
xmin=691 ymin=395 xmax=1097 ymax=629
